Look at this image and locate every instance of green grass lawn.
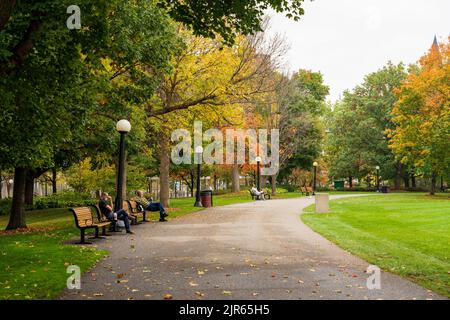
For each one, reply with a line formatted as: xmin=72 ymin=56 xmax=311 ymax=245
xmin=0 ymin=190 xmax=303 ymax=300
xmin=302 ymin=193 xmax=450 ymax=297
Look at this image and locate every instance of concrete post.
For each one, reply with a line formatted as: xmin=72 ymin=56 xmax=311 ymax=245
xmin=315 ymin=193 xmax=329 ymax=213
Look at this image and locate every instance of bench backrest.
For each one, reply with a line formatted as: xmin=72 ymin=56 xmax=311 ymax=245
xmin=122 ymin=200 xmax=131 ymax=214
xmin=70 ymin=207 xmax=94 ymax=228
xmin=128 ymin=200 xmax=143 ymax=213
xmin=90 ymin=205 xmax=108 ymax=222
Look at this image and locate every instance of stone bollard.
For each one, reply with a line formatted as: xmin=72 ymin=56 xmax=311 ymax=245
xmin=315 ymin=193 xmax=329 ymax=213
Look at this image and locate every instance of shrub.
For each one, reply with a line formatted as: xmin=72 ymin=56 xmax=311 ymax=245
xmin=33 ymin=191 xmax=97 ymax=210
xmin=0 ymin=191 xmax=97 ymax=216
xmin=0 ymin=198 xmax=12 ymax=216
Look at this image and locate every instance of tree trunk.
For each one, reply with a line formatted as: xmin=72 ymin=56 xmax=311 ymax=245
xmin=0 ymin=173 xmax=2 ymax=199
xmin=260 ymin=175 xmax=267 ymax=190
xmin=52 ymin=167 xmax=57 ymax=194
xmin=24 ymin=171 xmax=34 ymax=206
xmin=348 ymin=176 xmax=353 ymax=189
xmin=6 ymin=167 xmax=27 ymax=230
xmin=213 ymin=174 xmax=218 ymax=191
xmin=190 ymin=172 xmax=194 ymax=197
xmin=394 ymin=163 xmax=402 ymax=190
xmin=411 ymin=174 xmax=416 ymax=188
xmin=403 ymin=176 xmax=410 ymax=189
xmin=430 ymin=173 xmax=437 ymax=195
xmin=271 ymin=174 xmax=277 ymax=195
xmin=231 ymin=164 xmax=240 ymax=193
xmin=367 ymin=176 xmax=372 ymax=188
xmin=159 ymin=130 xmax=170 ymax=207
xmin=6 ymin=180 xmax=11 ymax=197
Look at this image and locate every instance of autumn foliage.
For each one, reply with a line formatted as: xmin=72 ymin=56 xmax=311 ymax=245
xmin=388 ymin=37 xmax=450 ymax=194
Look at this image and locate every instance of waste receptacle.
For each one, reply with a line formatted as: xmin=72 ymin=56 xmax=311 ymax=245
xmin=381 ymin=186 xmax=390 ymax=193
xmin=200 ymin=190 xmax=213 ymax=207
xmin=334 ymin=180 xmax=344 ymax=190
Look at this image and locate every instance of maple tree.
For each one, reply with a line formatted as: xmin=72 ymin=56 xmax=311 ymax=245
xmin=144 ymin=26 xmax=286 ymax=206
xmin=388 ymin=37 xmax=450 ymax=195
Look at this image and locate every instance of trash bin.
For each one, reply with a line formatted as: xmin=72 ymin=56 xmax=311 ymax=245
xmin=200 ymin=190 xmax=213 ymax=207
xmin=381 ymin=186 xmax=390 ymax=193
xmin=334 ymin=180 xmax=344 ymax=190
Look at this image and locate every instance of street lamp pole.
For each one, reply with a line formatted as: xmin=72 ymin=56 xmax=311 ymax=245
xmin=255 ymin=156 xmax=262 ymax=191
xmin=313 ymin=162 xmax=318 ymax=195
xmin=114 ymin=120 xmax=131 ymax=210
xmin=194 ymin=146 xmax=203 ymax=207
xmin=375 ymin=166 xmax=380 ymax=192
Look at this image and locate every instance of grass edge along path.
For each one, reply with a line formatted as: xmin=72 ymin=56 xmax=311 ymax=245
xmin=0 ymin=190 xmax=303 ymax=300
xmin=301 ymin=193 xmax=450 ymax=297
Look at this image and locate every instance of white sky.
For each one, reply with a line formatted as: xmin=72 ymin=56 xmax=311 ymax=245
xmin=267 ymin=0 xmax=450 ymax=102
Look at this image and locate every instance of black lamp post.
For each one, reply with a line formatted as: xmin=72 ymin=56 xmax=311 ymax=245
xmin=255 ymin=156 xmax=262 ymax=191
xmin=114 ymin=119 xmax=131 ymax=210
xmin=194 ymin=146 xmax=203 ymax=207
xmin=313 ymin=161 xmax=318 ymax=195
xmin=375 ymin=166 xmax=380 ymax=192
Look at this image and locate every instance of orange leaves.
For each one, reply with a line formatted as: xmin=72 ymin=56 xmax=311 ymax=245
xmin=389 ymin=37 xmax=450 ymax=174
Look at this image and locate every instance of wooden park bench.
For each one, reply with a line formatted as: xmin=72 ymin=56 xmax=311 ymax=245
xmin=122 ymin=200 xmax=140 ymax=225
xmin=127 ymin=200 xmax=148 ymax=222
xmin=90 ymin=204 xmax=118 ymax=233
xmin=70 ymin=207 xmax=111 ymax=244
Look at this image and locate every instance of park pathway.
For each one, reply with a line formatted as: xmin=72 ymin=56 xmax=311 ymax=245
xmin=60 ymin=195 xmax=444 ymax=300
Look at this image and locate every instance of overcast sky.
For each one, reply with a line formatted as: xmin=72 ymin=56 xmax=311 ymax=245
xmin=267 ymin=0 xmax=450 ymax=102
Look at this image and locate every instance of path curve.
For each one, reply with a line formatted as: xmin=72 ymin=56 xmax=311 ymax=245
xmin=60 ymin=195 xmax=445 ymax=300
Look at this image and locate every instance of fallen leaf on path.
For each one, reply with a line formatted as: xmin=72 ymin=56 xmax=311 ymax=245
xmin=163 ymin=294 xmax=173 ymax=300
xmin=93 ymin=293 xmax=103 ymax=297
xmin=189 ymin=281 xmax=199 ymax=287
xmin=222 ymin=290 xmax=232 ymax=295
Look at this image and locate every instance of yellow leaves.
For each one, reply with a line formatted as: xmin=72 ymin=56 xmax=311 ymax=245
xmin=389 ymin=37 xmax=450 ymax=171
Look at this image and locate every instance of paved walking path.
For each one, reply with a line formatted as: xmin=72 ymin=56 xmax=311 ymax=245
xmin=60 ymin=195 xmax=444 ymax=300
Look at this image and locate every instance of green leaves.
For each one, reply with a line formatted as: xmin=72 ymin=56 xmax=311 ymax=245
xmin=325 ymin=63 xmax=408 ymax=181
xmin=157 ymin=0 xmax=307 ymax=44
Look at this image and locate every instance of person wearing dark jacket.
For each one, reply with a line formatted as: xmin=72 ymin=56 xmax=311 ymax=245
xmin=99 ymin=192 xmax=133 ymax=234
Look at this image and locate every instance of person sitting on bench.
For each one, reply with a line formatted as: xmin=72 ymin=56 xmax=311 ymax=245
xmin=99 ymin=192 xmax=133 ymax=234
xmin=134 ymin=190 xmax=169 ymax=222
xmin=250 ymin=186 xmax=266 ymax=200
